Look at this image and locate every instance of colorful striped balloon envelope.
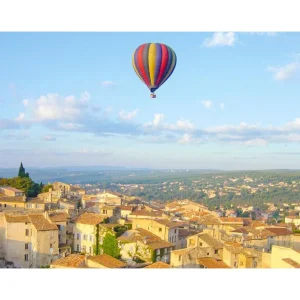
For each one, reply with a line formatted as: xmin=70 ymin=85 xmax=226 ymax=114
xmin=132 ymin=43 xmax=177 ymax=98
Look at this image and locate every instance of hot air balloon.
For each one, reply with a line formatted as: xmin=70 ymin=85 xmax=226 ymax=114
xmin=132 ymin=43 xmax=177 ymax=98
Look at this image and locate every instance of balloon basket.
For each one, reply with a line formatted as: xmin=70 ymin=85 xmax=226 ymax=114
xmin=150 ymin=93 xmax=156 ymax=98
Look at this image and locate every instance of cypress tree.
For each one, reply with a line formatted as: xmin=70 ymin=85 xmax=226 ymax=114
xmin=18 ymin=162 xmax=26 ymax=178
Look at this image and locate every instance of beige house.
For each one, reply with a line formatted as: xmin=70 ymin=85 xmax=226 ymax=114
xmin=25 ymin=198 xmax=46 ymax=210
xmin=170 ymin=246 xmax=218 ymax=268
xmin=48 ymin=211 xmax=72 ymax=256
xmin=72 ymin=212 xmax=104 ymax=255
xmin=52 ymin=182 xmax=71 ymax=196
xmin=117 ymin=228 xmax=174 ymax=264
xmin=262 ymin=245 xmax=300 ymax=268
xmin=222 ymin=242 xmax=258 ymax=268
xmin=132 ymin=218 xmax=182 ymax=248
xmin=285 ymin=216 xmax=300 ymax=228
xmin=0 ymin=194 xmax=26 ymax=209
xmin=118 ymin=205 xmax=134 ymax=219
xmin=0 ymin=212 xmax=59 ymax=268
xmin=187 ymin=233 xmax=224 ymax=258
xmin=0 ymin=187 xmax=25 ymax=197
xmin=128 ymin=210 xmax=165 ymax=220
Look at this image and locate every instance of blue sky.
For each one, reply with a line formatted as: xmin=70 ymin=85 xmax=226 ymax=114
xmin=1 ymin=32 xmax=300 ymax=170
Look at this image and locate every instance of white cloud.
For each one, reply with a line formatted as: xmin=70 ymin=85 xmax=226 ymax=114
xmin=220 ymin=103 xmax=225 ymax=110
xmin=101 ymin=81 xmax=117 ymax=87
xmin=173 ymin=119 xmax=195 ymax=131
xmin=244 ymin=138 xmax=268 ymax=147
xmin=16 ymin=112 xmax=25 ymax=122
xmin=267 ymin=62 xmax=300 ymax=81
xmin=80 ymin=91 xmax=90 ymax=103
xmin=203 ymin=32 xmax=236 ymax=48
xmin=23 ymin=99 xmax=29 ymax=106
xmin=118 ymin=109 xmax=138 ymax=121
xmin=43 ymin=135 xmax=56 ymax=141
xmin=33 ymin=93 xmax=88 ymax=121
xmin=57 ymin=122 xmax=84 ymax=130
xmin=201 ymin=100 xmax=213 ymax=109
xmin=145 ymin=113 xmax=166 ymax=128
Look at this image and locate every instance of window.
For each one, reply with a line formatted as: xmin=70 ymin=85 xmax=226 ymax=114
xmin=50 ymin=244 xmax=53 ymax=248
xmin=214 ymin=249 xmax=218 ymax=254
xmin=89 ymin=235 xmax=93 ymax=242
xmin=156 ymin=249 xmax=160 ymax=255
xmin=25 ymin=229 xmax=29 ymax=236
xmin=83 ymin=234 xmax=87 ymax=241
xmin=25 ymin=243 xmax=29 ymax=250
xmin=207 ymin=252 xmax=210 ymax=256
xmin=82 ymin=246 xmax=86 ymax=253
xmin=174 ymin=229 xmax=177 ymax=234
xmin=76 ymin=244 xmax=80 ymax=252
xmin=199 ymin=242 xmax=203 ymax=246
xmin=89 ymin=247 xmax=92 ymax=254
xmin=159 ymin=228 xmax=162 ymax=232
xmin=77 ymin=233 xmax=80 ymax=240
xmin=24 ymin=254 xmax=28 ymax=261
xmin=4 ymin=204 xmax=7 ymax=207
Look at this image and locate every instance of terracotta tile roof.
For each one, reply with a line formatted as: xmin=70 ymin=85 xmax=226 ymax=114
xmin=198 ymin=215 xmax=221 ymax=225
xmin=282 ymin=258 xmax=300 ymax=268
xmin=135 ymin=228 xmax=174 ymax=250
xmin=171 ymin=247 xmax=194 ymax=256
xmin=75 ymin=212 xmax=104 ymax=225
xmin=197 ymin=258 xmax=230 ymax=268
xmin=28 ymin=214 xmax=58 ymax=231
xmin=220 ymin=217 xmax=243 ymax=223
xmin=118 ymin=206 xmax=133 ymax=211
xmin=0 ymin=196 xmax=25 ymax=203
xmin=197 ymin=233 xmax=224 ymax=249
xmin=266 ymin=227 xmax=292 ymax=236
xmin=49 ymin=212 xmax=70 ymax=222
xmin=178 ymin=229 xmax=190 ymax=238
xmin=0 ymin=186 xmax=24 ymax=192
xmin=144 ymin=262 xmax=171 ymax=268
xmin=154 ymin=219 xmax=181 ymax=228
xmin=26 ymin=197 xmax=45 ymax=204
xmin=5 ymin=214 xmax=30 ymax=223
xmin=51 ymin=254 xmax=86 ymax=268
xmin=88 ymin=254 xmax=126 ymax=268
xmin=249 ymin=220 xmax=266 ymax=228
xmin=100 ymin=206 xmax=115 ymax=210
xmin=117 ymin=228 xmax=174 ymax=250
xmin=130 ymin=210 xmax=163 ymax=217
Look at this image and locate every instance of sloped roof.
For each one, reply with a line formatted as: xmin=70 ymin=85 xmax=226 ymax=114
xmin=51 ymin=254 xmax=86 ymax=268
xmin=88 ymin=254 xmax=126 ymax=268
xmin=75 ymin=212 xmax=104 ymax=225
xmin=197 ymin=258 xmax=230 ymax=268
xmin=144 ymin=262 xmax=171 ymax=268
xmin=28 ymin=214 xmax=58 ymax=231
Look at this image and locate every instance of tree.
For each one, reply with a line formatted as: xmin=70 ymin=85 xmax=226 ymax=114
xmin=18 ymin=162 xmax=26 ymax=178
xmin=101 ymin=232 xmax=120 ymax=258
